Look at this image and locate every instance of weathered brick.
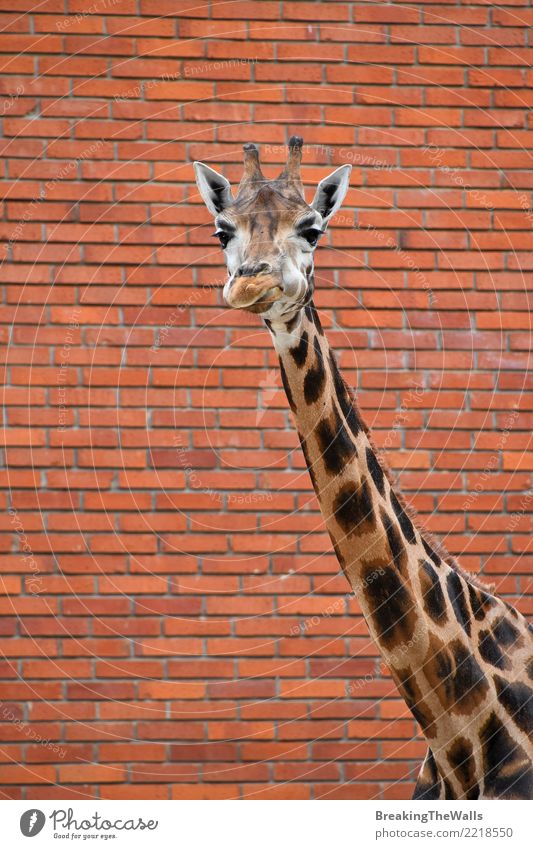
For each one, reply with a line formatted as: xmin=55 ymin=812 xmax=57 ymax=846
xmin=0 ymin=0 xmax=531 ymax=804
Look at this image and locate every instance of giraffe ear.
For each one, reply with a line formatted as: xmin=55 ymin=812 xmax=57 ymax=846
xmin=193 ymin=162 xmax=234 ymax=216
xmin=311 ymin=164 xmax=351 ymax=225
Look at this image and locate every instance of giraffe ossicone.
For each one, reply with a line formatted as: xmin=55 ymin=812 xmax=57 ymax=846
xmin=194 ymin=137 xmax=533 ymax=800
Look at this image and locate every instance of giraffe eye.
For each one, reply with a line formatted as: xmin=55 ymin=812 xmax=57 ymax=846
xmin=301 ymin=228 xmax=322 ymax=247
xmin=213 ymin=230 xmax=232 ymax=250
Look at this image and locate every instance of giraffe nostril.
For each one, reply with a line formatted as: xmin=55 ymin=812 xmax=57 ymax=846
xmin=237 ymin=262 xmax=272 ymax=278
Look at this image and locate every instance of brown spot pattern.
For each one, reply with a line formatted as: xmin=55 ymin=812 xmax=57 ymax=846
xmin=447 ymin=737 xmax=480 ymax=799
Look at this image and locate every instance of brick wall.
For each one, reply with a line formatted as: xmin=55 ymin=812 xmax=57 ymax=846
xmin=1 ymin=0 xmax=533 ymax=801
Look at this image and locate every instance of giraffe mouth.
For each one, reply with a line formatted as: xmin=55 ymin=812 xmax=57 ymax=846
xmin=225 ymin=274 xmax=283 ymax=313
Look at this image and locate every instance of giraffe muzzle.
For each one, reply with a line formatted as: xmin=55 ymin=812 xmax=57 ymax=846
xmin=224 ymin=272 xmax=283 ymax=313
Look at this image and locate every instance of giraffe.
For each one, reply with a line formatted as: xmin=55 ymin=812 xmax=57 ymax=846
xmin=193 ymin=137 xmax=533 ymax=800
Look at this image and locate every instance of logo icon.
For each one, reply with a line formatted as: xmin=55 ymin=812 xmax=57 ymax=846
xmin=20 ymin=810 xmax=46 ymax=837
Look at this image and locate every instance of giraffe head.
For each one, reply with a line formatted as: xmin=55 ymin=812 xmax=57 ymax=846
xmin=194 ymin=136 xmax=351 ymax=320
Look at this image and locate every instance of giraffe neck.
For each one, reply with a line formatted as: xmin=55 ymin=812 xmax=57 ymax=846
xmin=265 ymin=300 xmax=533 ymax=799
xmin=268 ymin=302 xmax=440 ymax=673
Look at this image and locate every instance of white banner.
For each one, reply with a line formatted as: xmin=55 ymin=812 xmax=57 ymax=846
xmin=1 ymin=799 xmax=531 ymax=848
